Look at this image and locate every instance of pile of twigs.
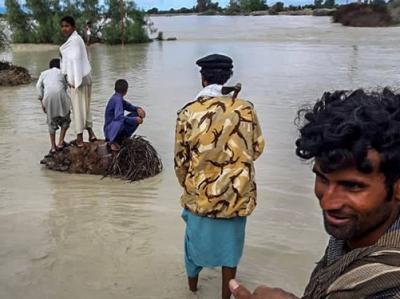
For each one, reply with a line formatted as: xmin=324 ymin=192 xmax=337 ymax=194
xmin=107 ymin=136 xmax=163 ymax=182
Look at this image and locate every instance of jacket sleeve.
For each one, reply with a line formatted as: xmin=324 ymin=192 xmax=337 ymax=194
xmin=174 ymin=110 xmax=190 ymax=187
xmin=252 ymin=109 xmax=265 ymax=161
xmin=123 ymin=100 xmax=138 ymax=112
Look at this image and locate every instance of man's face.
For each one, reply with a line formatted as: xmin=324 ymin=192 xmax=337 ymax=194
xmin=61 ymin=21 xmax=74 ymax=37
xmin=313 ymin=150 xmax=399 ymax=248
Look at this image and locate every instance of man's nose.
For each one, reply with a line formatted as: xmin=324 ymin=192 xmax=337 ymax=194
xmin=320 ymin=185 xmax=344 ymax=210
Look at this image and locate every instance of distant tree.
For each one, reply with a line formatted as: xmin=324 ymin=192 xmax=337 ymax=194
xmin=177 ymin=7 xmax=195 ymax=13
xmin=4 ymin=0 xmax=33 ymax=43
xmin=197 ymin=0 xmax=209 ymax=11
xmin=269 ymin=1 xmax=285 ymax=14
xmin=314 ymin=0 xmax=324 ymax=8
xmin=81 ymin=0 xmax=101 ymax=25
xmin=103 ymin=0 xmax=149 ymax=44
xmin=324 ymin=0 xmax=336 ymax=8
xmin=389 ymin=0 xmax=400 ymax=23
xmin=61 ymin=0 xmax=82 ymax=20
xmin=371 ymin=0 xmax=387 ymax=5
xmin=25 ymin=0 xmax=62 ymax=43
xmin=239 ymin=0 xmax=267 ymax=11
xmin=288 ymin=4 xmax=302 ymax=10
xmin=147 ymin=7 xmax=159 ymax=14
xmin=226 ymin=0 xmax=242 ymax=13
xmin=0 ymin=23 xmax=9 ymax=50
xmin=196 ymin=0 xmax=220 ymax=12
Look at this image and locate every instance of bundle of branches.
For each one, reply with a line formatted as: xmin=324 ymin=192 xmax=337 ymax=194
xmin=0 ymin=61 xmax=32 ymax=86
xmin=107 ymin=135 xmax=163 ymax=182
xmin=0 ymin=61 xmax=14 ymax=71
xmin=333 ymin=3 xmax=393 ymax=27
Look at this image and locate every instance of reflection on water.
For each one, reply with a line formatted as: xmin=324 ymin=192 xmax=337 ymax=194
xmin=0 ymin=16 xmax=400 ymax=298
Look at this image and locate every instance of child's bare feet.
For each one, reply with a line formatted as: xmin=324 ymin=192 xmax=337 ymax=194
xmin=87 ymin=128 xmax=97 ymax=142
xmin=56 ymin=141 xmax=69 ymax=151
xmin=74 ymin=133 xmax=84 ymax=148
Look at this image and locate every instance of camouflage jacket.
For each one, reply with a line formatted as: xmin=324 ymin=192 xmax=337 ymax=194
xmin=174 ymin=95 xmax=265 ymax=218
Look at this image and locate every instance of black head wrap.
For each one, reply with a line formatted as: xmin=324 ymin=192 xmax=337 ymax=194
xmin=196 ymin=54 xmax=233 ymax=70
xmin=196 ymin=54 xmax=233 ymax=85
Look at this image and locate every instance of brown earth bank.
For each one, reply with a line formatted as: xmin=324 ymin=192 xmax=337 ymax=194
xmin=40 ymin=136 xmax=163 ymax=182
xmin=333 ymin=3 xmax=396 ymax=27
xmin=0 ymin=61 xmax=32 ymax=86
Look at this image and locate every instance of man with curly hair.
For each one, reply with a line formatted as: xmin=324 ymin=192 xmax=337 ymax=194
xmin=230 ymin=89 xmax=400 ymax=299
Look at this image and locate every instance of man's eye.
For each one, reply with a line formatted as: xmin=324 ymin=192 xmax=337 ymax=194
xmin=342 ymin=181 xmax=365 ymax=190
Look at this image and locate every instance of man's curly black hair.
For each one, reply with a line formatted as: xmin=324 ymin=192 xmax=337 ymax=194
xmin=295 ymin=88 xmax=400 ymax=188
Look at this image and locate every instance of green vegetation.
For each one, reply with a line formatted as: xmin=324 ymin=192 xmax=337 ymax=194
xmin=146 ymin=0 xmax=323 ymax=15
xmin=196 ymin=0 xmax=221 ymax=12
xmin=103 ymin=0 xmax=149 ymax=44
xmin=0 ymin=23 xmax=9 ymax=50
xmin=4 ymin=0 xmax=150 ymax=45
xmin=4 ymin=0 xmax=33 ymax=43
xmin=229 ymin=0 xmax=267 ymax=12
xmin=389 ymin=0 xmax=400 ymax=23
xmin=146 ymin=0 xmax=268 ymax=15
xmin=146 ymin=0 xmax=397 ymax=21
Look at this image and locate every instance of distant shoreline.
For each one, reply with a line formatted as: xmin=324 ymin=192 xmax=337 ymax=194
xmin=149 ymin=9 xmax=335 ymax=17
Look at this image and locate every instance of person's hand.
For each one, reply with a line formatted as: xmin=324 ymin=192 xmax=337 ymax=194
xmin=234 ymin=83 xmax=242 ymax=92
xmin=136 ymin=117 xmax=143 ymax=124
xmin=232 ymin=83 xmax=242 ymax=100
xmin=41 ymin=101 xmax=46 ymax=114
xmin=137 ymin=107 xmax=146 ymax=119
xmin=229 ymin=280 xmax=299 ymax=299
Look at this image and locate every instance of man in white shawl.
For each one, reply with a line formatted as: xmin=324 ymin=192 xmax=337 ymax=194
xmin=60 ymin=16 xmax=97 ymax=147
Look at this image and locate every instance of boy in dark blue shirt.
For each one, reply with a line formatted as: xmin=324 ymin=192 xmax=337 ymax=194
xmin=104 ymin=79 xmax=146 ymax=151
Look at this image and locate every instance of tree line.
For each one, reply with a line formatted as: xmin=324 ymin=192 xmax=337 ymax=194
xmin=3 ymin=0 xmax=150 ymax=45
xmin=147 ymin=0 xmax=396 ymax=15
xmin=146 ymin=0 xmax=337 ymax=14
xmin=147 ymin=0 xmax=268 ymax=14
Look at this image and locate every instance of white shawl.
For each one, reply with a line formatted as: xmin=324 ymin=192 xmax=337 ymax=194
xmin=195 ymin=84 xmax=223 ymax=99
xmin=60 ymin=31 xmax=91 ymax=88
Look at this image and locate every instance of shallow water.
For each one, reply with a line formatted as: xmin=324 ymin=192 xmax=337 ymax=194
xmin=1 ymin=15 xmax=400 ymax=299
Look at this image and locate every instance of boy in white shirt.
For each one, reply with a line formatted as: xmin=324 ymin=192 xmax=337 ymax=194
xmin=37 ymin=58 xmax=71 ymax=154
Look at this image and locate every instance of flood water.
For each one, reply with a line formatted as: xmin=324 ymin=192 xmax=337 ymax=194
xmin=0 ymin=16 xmax=400 ymax=298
